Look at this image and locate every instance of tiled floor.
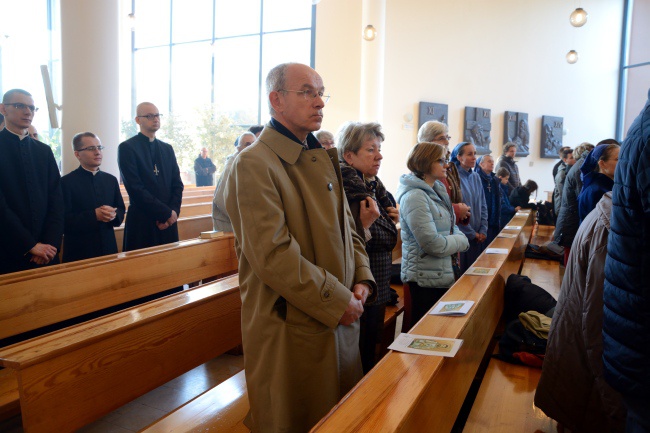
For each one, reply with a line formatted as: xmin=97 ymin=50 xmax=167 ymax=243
xmin=0 ymin=353 xmax=244 ymax=433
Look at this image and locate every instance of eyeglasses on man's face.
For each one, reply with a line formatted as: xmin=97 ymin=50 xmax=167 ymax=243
xmin=280 ymin=89 xmax=330 ymax=104
xmin=434 ymin=134 xmax=451 ymax=142
xmin=137 ymin=114 xmax=163 ymax=121
xmin=77 ymin=145 xmax=105 ymax=152
xmin=7 ymin=103 xmax=38 ymax=113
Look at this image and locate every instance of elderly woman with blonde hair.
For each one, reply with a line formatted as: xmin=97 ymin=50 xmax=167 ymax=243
xmin=417 ymin=121 xmax=470 ymax=225
xmin=338 ymin=121 xmax=399 ymax=373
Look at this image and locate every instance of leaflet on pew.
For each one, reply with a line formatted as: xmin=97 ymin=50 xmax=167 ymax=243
xmin=388 ymin=333 xmax=463 ymax=357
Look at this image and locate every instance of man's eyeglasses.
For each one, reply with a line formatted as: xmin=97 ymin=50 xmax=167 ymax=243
xmin=435 ymin=135 xmax=451 ymax=141
xmin=7 ymin=103 xmax=38 ymax=113
xmin=137 ymin=114 xmax=163 ymax=120
xmin=438 ymin=158 xmax=449 ymax=166
xmin=280 ymin=89 xmax=330 ymax=104
xmin=77 ymin=145 xmax=105 ymax=152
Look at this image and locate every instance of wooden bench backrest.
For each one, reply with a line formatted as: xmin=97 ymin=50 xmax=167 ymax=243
xmin=311 ymin=211 xmax=534 ymax=433
xmin=0 ymin=275 xmax=242 ymax=432
xmin=124 ymin=194 xmax=214 ymax=209
xmin=114 ymin=214 xmax=214 ymax=253
xmin=178 ymin=202 xmax=212 ymax=217
xmin=0 ymin=235 xmax=237 ymax=340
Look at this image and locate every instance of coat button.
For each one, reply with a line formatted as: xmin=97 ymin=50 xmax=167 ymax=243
xmin=327 ymin=183 xmax=333 ymax=191
xmin=324 ymin=291 xmax=331 ymax=298
xmin=312 ymin=157 xmax=317 ymax=162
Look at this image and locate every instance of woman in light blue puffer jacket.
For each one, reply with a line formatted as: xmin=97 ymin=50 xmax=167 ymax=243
xmin=396 ymin=142 xmax=469 ymax=327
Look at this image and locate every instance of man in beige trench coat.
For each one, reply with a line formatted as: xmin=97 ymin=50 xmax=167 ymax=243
xmin=225 ymin=63 xmax=376 ymax=433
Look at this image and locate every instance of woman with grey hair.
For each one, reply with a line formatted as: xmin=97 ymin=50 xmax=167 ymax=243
xmin=417 ymin=121 xmax=470 ymax=225
xmin=338 ymin=121 xmax=399 ymax=373
xmin=495 ymin=142 xmax=521 ymax=195
xmin=315 ymin=129 xmax=335 ymax=149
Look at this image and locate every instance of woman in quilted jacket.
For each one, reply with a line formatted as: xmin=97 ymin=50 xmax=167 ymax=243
xmin=396 ymin=142 xmax=469 ymax=327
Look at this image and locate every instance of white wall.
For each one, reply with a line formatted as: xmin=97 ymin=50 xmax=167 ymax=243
xmin=316 ymin=0 xmax=623 ymax=197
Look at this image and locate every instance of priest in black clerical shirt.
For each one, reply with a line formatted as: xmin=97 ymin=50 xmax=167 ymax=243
xmin=61 ymin=132 xmax=125 ymax=262
xmin=118 ymin=102 xmax=184 ymax=251
xmin=0 ymin=89 xmax=63 ymax=275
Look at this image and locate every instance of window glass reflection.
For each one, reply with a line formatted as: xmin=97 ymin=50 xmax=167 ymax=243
xmin=172 ymin=0 xmax=212 ymax=43
xmin=134 ymin=46 xmax=170 ymax=112
xmin=171 ymin=42 xmax=212 ymax=114
xmin=213 ymin=36 xmax=260 ymax=125
xmin=263 ymin=0 xmax=312 ymax=33
xmin=215 ymin=0 xmax=261 ymax=38
xmin=134 ymin=0 xmax=171 ymax=48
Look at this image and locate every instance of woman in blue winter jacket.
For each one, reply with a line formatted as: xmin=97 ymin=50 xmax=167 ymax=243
xmin=577 ymin=142 xmax=620 ymax=223
xmin=397 ymin=142 xmax=469 ymax=327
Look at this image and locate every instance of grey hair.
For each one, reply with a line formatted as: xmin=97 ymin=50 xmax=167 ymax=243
xmin=337 ymin=122 xmax=384 ymax=161
xmin=266 ymin=63 xmax=298 ymax=115
xmin=238 ymin=132 xmax=256 ymax=142
xmin=417 ymin=120 xmax=448 ymax=143
xmin=315 ymin=130 xmax=334 ymax=142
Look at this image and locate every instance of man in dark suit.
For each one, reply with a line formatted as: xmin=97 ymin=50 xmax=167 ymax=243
xmin=118 ymin=102 xmax=183 ymax=251
xmin=0 ymin=88 xmax=64 ymax=274
xmin=61 ymin=132 xmax=125 ymax=262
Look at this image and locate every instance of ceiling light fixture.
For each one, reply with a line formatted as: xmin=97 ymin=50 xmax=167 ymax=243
xmin=570 ymin=8 xmax=588 ymax=27
xmin=566 ymin=50 xmax=579 ymax=64
xmin=363 ymin=25 xmax=377 ymax=41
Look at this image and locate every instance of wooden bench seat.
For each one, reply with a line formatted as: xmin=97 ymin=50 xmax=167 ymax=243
xmin=140 ymin=370 xmax=250 ymax=433
xmin=0 ymin=275 xmax=242 ymax=433
xmin=310 ymin=210 xmax=535 ymax=432
xmin=462 ymin=225 xmax=562 ymax=433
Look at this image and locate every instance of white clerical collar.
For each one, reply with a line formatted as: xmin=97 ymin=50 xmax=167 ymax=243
xmin=5 ymin=126 xmax=29 ymax=141
xmin=82 ymin=166 xmax=100 ymax=175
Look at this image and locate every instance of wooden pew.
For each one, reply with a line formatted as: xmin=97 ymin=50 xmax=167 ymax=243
xmin=310 ymin=211 xmax=535 ymax=432
xmin=0 ymin=235 xmax=237 ymax=422
xmin=179 ymin=202 xmax=212 ymax=217
xmin=140 ymin=226 xmax=407 ymax=433
xmin=141 ymin=370 xmax=250 ymax=433
xmin=0 ymin=235 xmax=236 ymax=342
xmin=461 ymin=224 xmax=562 ymax=433
xmin=0 ymin=276 xmax=242 ymax=433
xmin=140 ymin=213 xmax=534 ymax=433
xmin=114 ymin=214 xmax=214 ymax=253
xmin=123 ymin=194 xmax=214 ymax=209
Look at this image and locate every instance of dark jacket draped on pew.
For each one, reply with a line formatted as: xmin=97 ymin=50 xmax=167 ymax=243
xmin=61 ymin=166 xmax=126 ymax=262
xmin=118 ymin=133 xmax=184 ymax=251
xmin=0 ymin=128 xmax=64 ymax=274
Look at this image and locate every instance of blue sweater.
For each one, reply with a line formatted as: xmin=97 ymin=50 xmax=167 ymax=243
xmin=456 ymin=165 xmax=488 ymax=240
